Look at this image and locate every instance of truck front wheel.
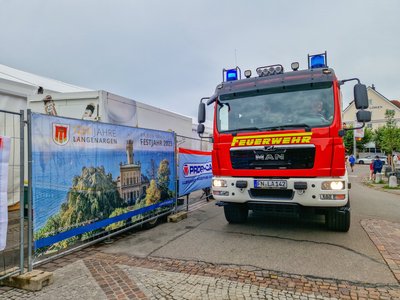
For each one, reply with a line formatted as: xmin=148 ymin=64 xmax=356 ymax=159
xmin=224 ymin=203 xmax=248 ymax=224
xmin=326 ymin=202 xmax=350 ymax=232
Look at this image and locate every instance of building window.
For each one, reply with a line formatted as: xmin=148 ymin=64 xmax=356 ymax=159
xmin=367 ymin=123 xmax=372 ymax=128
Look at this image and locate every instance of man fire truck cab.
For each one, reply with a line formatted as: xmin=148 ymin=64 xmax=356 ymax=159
xmin=197 ymin=52 xmax=371 ymax=232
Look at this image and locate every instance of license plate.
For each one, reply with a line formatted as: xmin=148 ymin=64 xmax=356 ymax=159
xmin=254 ymin=179 xmax=287 ymax=189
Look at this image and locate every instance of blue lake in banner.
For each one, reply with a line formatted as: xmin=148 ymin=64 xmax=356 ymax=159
xmin=32 ymin=150 xmax=175 ymax=231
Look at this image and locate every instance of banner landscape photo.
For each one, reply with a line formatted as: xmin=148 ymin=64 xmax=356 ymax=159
xmin=31 ymin=113 xmax=176 ymax=255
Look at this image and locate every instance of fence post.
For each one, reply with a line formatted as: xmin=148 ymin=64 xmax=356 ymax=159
xmin=27 ymin=109 xmax=33 ymax=271
xmin=174 ymin=132 xmax=178 ymax=213
xmin=19 ymin=110 xmax=25 ymax=274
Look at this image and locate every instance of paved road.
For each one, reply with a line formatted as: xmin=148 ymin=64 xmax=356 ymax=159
xmin=1 ymin=166 xmax=400 ymax=299
xmin=102 ymin=165 xmax=400 ymax=284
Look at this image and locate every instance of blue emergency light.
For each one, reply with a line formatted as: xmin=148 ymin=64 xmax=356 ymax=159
xmin=308 ymin=52 xmax=327 ymax=69
xmin=226 ymin=69 xmax=238 ymax=81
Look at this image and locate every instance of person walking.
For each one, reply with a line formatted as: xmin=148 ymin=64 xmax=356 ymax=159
xmin=369 ymin=161 xmax=374 ymax=181
xmin=393 ymin=153 xmax=399 ymax=167
xmin=373 ymin=155 xmax=384 ymax=179
xmin=349 ymin=154 xmax=356 ymax=172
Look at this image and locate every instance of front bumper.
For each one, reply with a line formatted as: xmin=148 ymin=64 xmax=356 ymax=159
xmin=212 ymin=176 xmax=349 ymax=207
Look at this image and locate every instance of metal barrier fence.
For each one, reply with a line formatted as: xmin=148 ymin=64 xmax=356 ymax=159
xmin=0 ymin=109 xmax=25 ymax=280
xmin=0 ymin=114 xmax=213 ymax=271
xmin=176 ymin=134 xmax=212 ymax=152
xmin=175 ymin=135 xmax=213 ymax=212
xmin=27 ymin=110 xmax=176 ymax=270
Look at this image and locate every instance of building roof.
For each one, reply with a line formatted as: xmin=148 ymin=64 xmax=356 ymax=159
xmin=391 ymin=100 xmax=400 ymax=109
xmin=0 ymin=63 xmax=92 ymax=94
xmin=343 ymin=86 xmax=400 ymax=113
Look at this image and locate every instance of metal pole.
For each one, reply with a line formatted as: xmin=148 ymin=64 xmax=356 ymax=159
xmin=27 ymin=110 xmax=33 ymax=271
xmin=353 ymin=122 xmax=357 ymax=158
xmin=19 ymin=110 xmax=25 ymax=274
xmin=174 ymin=132 xmax=178 ymax=213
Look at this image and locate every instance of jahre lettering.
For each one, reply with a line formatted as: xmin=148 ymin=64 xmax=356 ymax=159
xmin=95 ymin=128 xmax=117 ymax=137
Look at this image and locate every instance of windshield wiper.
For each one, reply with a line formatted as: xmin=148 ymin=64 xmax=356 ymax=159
xmin=222 ymin=124 xmax=311 ymax=135
xmin=274 ymin=123 xmax=311 ymax=131
xmin=222 ymin=127 xmax=263 ymax=134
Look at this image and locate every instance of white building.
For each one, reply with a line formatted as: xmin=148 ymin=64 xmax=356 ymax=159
xmin=343 ymin=85 xmax=400 ymax=130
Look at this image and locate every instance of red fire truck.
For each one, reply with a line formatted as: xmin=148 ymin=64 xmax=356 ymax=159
xmin=197 ymin=52 xmax=370 ymax=232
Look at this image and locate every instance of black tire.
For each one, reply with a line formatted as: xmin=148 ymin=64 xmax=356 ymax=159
xmin=224 ymin=204 xmax=248 ymax=224
xmin=359 ymin=160 xmax=364 ymax=164
xmin=326 ymin=202 xmax=350 ymax=232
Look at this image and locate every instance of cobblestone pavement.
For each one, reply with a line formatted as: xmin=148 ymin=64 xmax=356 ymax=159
xmin=1 ymin=243 xmax=400 ymax=300
xmin=362 ymin=219 xmax=400 ymax=283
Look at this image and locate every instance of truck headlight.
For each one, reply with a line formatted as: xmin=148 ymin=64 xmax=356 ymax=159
xmin=213 ymin=179 xmax=227 ymax=187
xmin=321 ymin=181 xmax=345 ymax=190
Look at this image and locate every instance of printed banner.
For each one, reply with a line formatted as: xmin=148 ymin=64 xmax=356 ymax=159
xmin=31 ymin=113 xmax=176 ymax=254
xmin=354 ymin=122 xmax=365 ymax=138
xmin=0 ymin=136 xmax=11 ymax=251
xmin=178 ymin=148 xmax=212 ymax=196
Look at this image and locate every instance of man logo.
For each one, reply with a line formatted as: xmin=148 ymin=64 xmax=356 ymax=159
xmin=53 ymin=123 xmax=70 ymax=146
xmin=264 ymin=146 xmax=275 ymax=151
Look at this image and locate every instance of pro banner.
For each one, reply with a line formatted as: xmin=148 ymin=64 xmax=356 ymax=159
xmin=178 ymin=148 xmax=212 ymax=196
xmin=31 ymin=113 xmax=176 ymax=255
xmin=0 ymin=136 xmax=11 ymax=251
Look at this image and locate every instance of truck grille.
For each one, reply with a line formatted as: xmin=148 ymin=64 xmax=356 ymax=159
xmin=249 ymin=188 xmax=294 ymax=200
xmin=247 ymin=202 xmax=299 ymax=216
xmin=230 ymin=146 xmax=315 ymax=170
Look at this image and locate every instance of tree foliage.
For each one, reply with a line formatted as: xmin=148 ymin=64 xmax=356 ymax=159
xmin=343 ymin=126 xmax=373 ymax=154
xmin=157 ymin=159 xmax=171 ymax=199
xmin=145 ymin=179 xmax=161 ymax=206
xmin=373 ymin=109 xmax=400 ymax=154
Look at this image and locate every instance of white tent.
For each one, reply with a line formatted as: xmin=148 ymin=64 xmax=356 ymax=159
xmin=0 ymin=64 xmax=92 ymax=207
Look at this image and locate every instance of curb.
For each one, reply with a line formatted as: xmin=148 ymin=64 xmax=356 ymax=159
xmin=361 ymin=178 xmax=400 ymax=196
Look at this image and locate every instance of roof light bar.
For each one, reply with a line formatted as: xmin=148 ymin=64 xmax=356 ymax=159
xmin=256 ymin=64 xmax=284 ymax=77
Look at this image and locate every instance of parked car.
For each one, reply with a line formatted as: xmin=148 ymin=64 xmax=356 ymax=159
xmin=356 ymin=155 xmax=387 ymax=165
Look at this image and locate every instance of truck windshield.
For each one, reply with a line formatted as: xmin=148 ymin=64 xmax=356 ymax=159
xmin=217 ymin=82 xmax=334 ymax=133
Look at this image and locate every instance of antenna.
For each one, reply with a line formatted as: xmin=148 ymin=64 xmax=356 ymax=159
xmin=235 ymin=49 xmax=238 ymax=66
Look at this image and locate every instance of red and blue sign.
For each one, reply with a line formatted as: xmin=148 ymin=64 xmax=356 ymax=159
xmin=178 ymin=148 xmax=212 ymax=196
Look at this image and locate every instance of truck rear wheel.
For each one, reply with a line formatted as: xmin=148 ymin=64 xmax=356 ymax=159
xmin=326 ymin=202 xmax=350 ymax=232
xmin=224 ymin=204 xmax=248 ymax=224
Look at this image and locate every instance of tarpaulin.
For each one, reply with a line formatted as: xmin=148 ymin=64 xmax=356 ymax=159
xmin=178 ymin=148 xmax=212 ymax=196
xmin=0 ymin=136 xmax=11 ymax=250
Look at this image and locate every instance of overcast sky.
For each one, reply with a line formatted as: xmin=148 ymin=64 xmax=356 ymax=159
xmin=1 ymin=0 xmax=399 ymax=120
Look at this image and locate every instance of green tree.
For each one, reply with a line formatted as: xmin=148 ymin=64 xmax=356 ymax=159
xmin=343 ymin=126 xmax=373 ymax=154
xmin=157 ymin=159 xmax=171 ymax=198
xmin=145 ymin=179 xmax=161 ymax=206
xmin=374 ymin=110 xmax=400 ymax=154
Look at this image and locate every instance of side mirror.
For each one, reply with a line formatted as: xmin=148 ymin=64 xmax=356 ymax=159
xmin=198 ymin=102 xmax=206 ymax=123
xmin=197 ymin=123 xmax=205 ymax=134
xmin=356 ymin=110 xmax=371 ymax=123
xmin=354 ymin=83 xmax=368 ymax=109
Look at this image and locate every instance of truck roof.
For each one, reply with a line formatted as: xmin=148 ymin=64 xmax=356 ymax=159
xmin=208 ymin=67 xmax=337 ymax=105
